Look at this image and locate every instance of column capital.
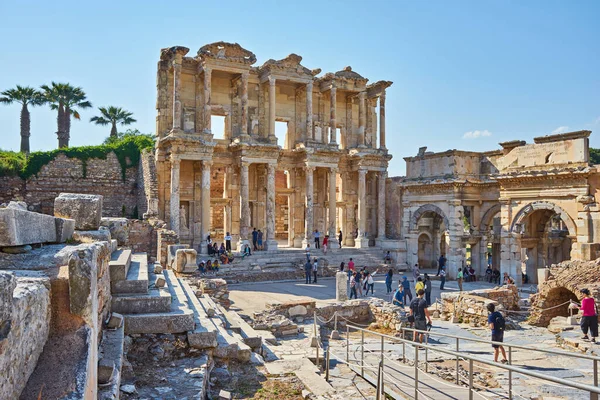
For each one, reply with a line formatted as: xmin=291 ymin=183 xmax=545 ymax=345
xmin=304 ymin=165 xmax=316 ymax=173
xmin=201 ymin=159 xmax=213 ymax=168
xmin=358 ymin=91 xmax=366 ymax=100
xmin=268 ymin=75 xmax=276 ymax=86
xmin=380 ymin=170 xmax=388 ymax=178
xmin=330 ymin=83 xmax=337 ymax=92
xmin=170 ymin=156 xmax=181 ymax=166
xmin=357 ymin=168 xmax=367 ymax=176
xmin=330 ymin=167 xmax=339 ymax=174
xmin=267 ymin=163 xmax=276 ymax=174
xmin=241 ymin=71 xmax=249 ymax=79
xmin=307 ymin=80 xmax=313 ymax=89
xmin=240 ymin=161 xmax=251 ymax=169
xmin=203 ymin=66 xmax=212 ymax=75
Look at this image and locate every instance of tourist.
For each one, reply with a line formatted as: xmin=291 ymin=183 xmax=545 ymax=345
xmin=503 ymin=272 xmax=515 ymax=285
xmin=212 ymin=242 xmax=219 ymax=255
xmin=206 ymin=260 xmax=212 ymax=273
xmin=457 ymin=268 xmax=464 ymax=291
xmin=225 ymin=231 xmax=232 ymax=252
xmin=401 ymin=276 xmax=413 ymax=304
xmin=220 ymin=252 xmax=229 ymax=264
xmin=257 ymin=229 xmax=263 ymax=251
xmin=338 ymin=230 xmax=343 ymax=248
xmin=349 ymin=271 xmax=358 ymax=299
xmin=212 ymin=259 xmax=219 ymax=274
xmin=339 ymin=262 xmax=345 ymax=272
xmin=487 ymin=303 xmax=508 ymax=363
xmin=207 ymin=234 xmax=213 ymax=255
xmin=356 ymin=270 xmax=364 ymax=297
xmin=219 ymin=243 xmax=226 ymax=255
xmin=252 ymin=228 xmax=258 ymax=251
xmin=304 ymin=260 xmax=312 ymax=284
xmin=243 ymin=244 xmax=252 ymax=257
xmin=384 ymin=251 xmax=392 ymax=264
xmin=365 ymin=270 xmax=378 ymax=296
xmin=361 ymin=267 xmax=369 ymax=292
xmin=437 ymin=254 xmax=446 ymax=276
xmin=323 ymin=235 xmax=329 ymax=254
xmin=440 ymin=267 xmax=447 ymax=290
xmin=385 ymin=269 xmax=394 ymax=294
xmin=392 ymin=284 xmax=405 ymax=307
xmin=485 ymin=265 xmax=493 ymax=282
xmin=492 ymin=268 xmax=501 ymax=284
xmin=347 ymin=258 xmax=355 ymax=280
xmin=197 ymin=260 xmax=206 ymax=275
xmin=487 ymin=252 xmax=493 ymax=268
xmin=574 ymin=288 xmax=598 ymax=343
xmin=522 ymin=272 xmax=529 ymax=284
xmin=410 ymin=289 xmax=432 ymax=343
xmin=314 ymin=229 xmax=321 ymax=249
xmin=424 ymin=274 xmax=432 ymax=306
xmin=312 ymin=257 xmax=319 ymax=284
xmin=415 ymin=276 xmax=424 ymax=292
xmin=305 ymin=243 xmax=311 ymax=262
xmin=413 ymin=264 xmax=420 ymax=282
xmin=468 ymin=266 xmax=477 ymax=282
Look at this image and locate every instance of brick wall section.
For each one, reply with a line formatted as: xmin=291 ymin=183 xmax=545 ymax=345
xmin=128 ymin=219 xmax=166 ymax=262
xmin=137 ymin=149 xmax=159 ymax=217
xmin=157 ymin=229 xmax=179 ymax=266
xmin=0 ymin=152 xmax=139 ymax=217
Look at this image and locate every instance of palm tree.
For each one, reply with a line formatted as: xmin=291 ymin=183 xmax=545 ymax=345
xmin=41 ymin=82 xmax=92 ymax=148
xmin=90 ymin=106 xmax=136 ymax=138
xmin=0 ymin=85 xmax=45 ymax=153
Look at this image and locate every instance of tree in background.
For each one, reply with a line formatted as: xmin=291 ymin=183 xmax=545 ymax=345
xmin=0 ymin=85 xmax=45 ymax=153
xmin=102 ymin=128 xmax=153 ymax=145
xmin=41 ymin=82 xmax=92 ymax=148
xmin=90 ymin=106 xmax=136 ymax=138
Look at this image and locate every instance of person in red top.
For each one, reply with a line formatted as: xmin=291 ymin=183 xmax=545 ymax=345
xmin=576 ymin=289 xmax=598 ymax=343
xmin=323 ymin=235 xmax=329 ymax=254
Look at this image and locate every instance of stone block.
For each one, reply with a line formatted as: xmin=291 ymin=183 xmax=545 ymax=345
xmin=156 ymin=276 xmax=166 ymax=288
xmin=154 ymin=264 xmax=163 ymax=274
xmin=336 ymin=271 xmax=348 ymax=302
xmin=73 ymin=229 xmax=112 ymax=244
xmin=100 ymin=217 xmax=129 ymax=246
xmin=330 ymin=330 xmax=340 ymax=340
xmin=219 ymin=390 xmax=232 ymax=400
xmin=167 ymin=244 xmax=189 ymax=268
xmin=98 ymin=358 xmax=115 ymax=384
xmin=288 ymin=305 xmax=308 ymax=317
xmin=110 ymin=239 xmax=118 ymax=253
xmin=1 ymin=245 xmax=32 ymax=254
xmin=54 ymin=193 xmax=103 ymax=230
xmin=0 ymin=208 xmax=58 ymax=246
xmin=174 ymin=248 xmax=197 ymax=273
xmin=107 ymin=312 xmax=124 ymax=329
xmin=55 ymin=217 xmax=75 ymax=243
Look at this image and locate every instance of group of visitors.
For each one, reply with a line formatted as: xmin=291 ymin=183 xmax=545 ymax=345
xmin=197 ymin=259 xmax=220 ymax=274
xmin=304 ymin=257 xmax=320 ymax=284
xmin=485 ymin=265 xmax=501 ymax=284
xmin=346 ymin=265 xmax=380 ymax=299
xmin=392 ymin=273 xmax=433 ymax=307
xmin=205 ymin=234 xmax=235 ymax=264
xmin=251 ymin=228 xmax=264 ymax=251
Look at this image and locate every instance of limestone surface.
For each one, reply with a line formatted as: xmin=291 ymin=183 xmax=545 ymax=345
xmin=54 ymin=193 xmax=103 ymax=230
xmin=0 ymin=207 xmax=60 ymax=247
xmin=174 ymin=248 xmax=197 ymax=273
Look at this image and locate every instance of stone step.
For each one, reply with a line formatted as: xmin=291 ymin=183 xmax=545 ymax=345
xmin=219 ymin=307 xmax=263 ymax=351
xmin=122 ymin=269 xmax=195 ymax=334
xmin=111 ymin=288 xmax=171 ymax=314
xmin=109 ymin=248 xmax=132 ymax=282
xmin=111 ymin=253 xmax=149 ymax=294
xmin=98 ymin=323 xmax=124 ymax=400
xmin=179 ymin=280 xmax=218 ymax=349
xmin=198 ymin=295 xmax=252 ymax=362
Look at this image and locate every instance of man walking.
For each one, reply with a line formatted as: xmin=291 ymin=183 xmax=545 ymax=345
xmin=401 ymin=276 xmax=413 ymax=304
xmin=487 ymin=303 xmax=508 ymax=363
xmin=338 ymin=230 xmax=343 ymax=248
xmin=305 ymin=243 xmax=311 ymax=262
xmin=304 ymin=260 xmax=312 ymax=284
xmin=437 ymin=254 xmax=446 ymax=276
xmin=440 ymin=267 xmax=447 ymax=290
xmin=314 ymin=230 xmax=321 ymax=249
xmin=312 ymin=258 xmax=318 ymax=284
xmin=224 ymin=231 xmax=232 ymax=252
xmin=424 ymin=274 xmax=432 ymax=306
xmin=349 ymin=271 xmax=358 ymax=299
xmin=410 ymin=289 xmax=432 ymax=343
xmin=252 ymin=228 xmax=258 ymax=251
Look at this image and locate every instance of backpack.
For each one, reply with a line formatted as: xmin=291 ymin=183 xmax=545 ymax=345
xmin=494 ymin=312 xmax=505 ymax=331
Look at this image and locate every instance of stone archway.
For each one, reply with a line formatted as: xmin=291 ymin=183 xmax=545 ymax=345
xmin=410 ymin=204 xmax=450 ymax=231
xmin=408 ymin=204 xmax=450 ymax=270
xmin=510 ymin=201 xmax=577 ymax=236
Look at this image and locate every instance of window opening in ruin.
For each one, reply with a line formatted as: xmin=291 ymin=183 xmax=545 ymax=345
xmin=275 ymin=121 xmax=288 ymax=149
xmin=211 ymin=115 xmax=225 ymax=139
xmin=335 ymin=128 xmax=341 ymax=147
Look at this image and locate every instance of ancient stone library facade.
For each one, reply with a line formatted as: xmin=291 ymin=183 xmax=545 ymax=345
xmin=154 ymin=42 xmax=392 ymax=253
xmin=152 ymin=42 xmax=600 ymax=285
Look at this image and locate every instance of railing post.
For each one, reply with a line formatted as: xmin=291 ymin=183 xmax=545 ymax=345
xmin=469 ymin=358 xmax=474 ymax=400
xmin=456 ymin=338 xmax=460 ymax=385
xmin=381 ymin=335 xmax=385 ymax=396
xmin=346 ymin=325 xmax=349 ymax=363
xmin=361 ymin=330 xmax=365 ymax=378
xmin=334 ymin=313 xmax=338 ymax=331
xmin=509 ymin=346 xmax=512 ymax=400
xmin=415 ymin=344 xmax=419 ymax=399
xmin=593 ymin=359 xmax=599 ymax=400
xmin=376 ymin=360 xmax=382 ymax=400
xmin=425 ymin=346 xmax=428 ymax=373
xmin=403 ymin=341 xmax=406 ymax=363
xmin=325 ymin=348 xmax=330 ymax=381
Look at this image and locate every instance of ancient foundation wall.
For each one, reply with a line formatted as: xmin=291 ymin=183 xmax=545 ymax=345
xmin=101 ymin=217 xmax=166 ymax=261
xmin=0 ymin=273 xmax=51 ymax=400
xmin=0 ymin=152 xmax=140 ymax=218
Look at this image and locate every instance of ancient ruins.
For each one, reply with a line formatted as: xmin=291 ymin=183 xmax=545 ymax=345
xmin=2 ymin=41 xmax=600 ymax=399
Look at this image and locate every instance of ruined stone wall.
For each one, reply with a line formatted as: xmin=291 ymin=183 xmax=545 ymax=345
xmin=138 ymin=149 xmax=159 ymax=217
xmin=0 ymin=153 xmax=140 ymax=218
xmin=440 ymin=286 xmax=519 ymax=327
xmin=0 ymin=273 xmax=51 ymax=400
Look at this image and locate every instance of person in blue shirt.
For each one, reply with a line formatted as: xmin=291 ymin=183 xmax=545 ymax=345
xmin=487 ymin=303 xmax=508 ymax=363
xmin=401 ymin=276 xmax=413 ymax=304
xmin=385 ymin=269 xmax=394 ymax=293
xmin=392 ymin=284 xmax=404 ymax=307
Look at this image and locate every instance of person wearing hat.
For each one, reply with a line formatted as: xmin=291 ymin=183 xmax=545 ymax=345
xmin=574 ymin=289 xmax=598 ymax=343
xmin=401 ymin=276 xmax=413 ymax=304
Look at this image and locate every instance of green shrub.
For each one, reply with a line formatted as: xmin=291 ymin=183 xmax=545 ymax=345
xmin=0 ymin=150 xmax=26 ymax=176
xmin=591 ymin=148 xmax=600 ymax=165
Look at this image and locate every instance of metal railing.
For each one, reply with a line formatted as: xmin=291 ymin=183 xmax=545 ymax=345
xmin=329 ymin=323 xmax=600 ymax=400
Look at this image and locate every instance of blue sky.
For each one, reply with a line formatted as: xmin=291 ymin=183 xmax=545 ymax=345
xmin=0 ymin=0 xmax=598 ymax=177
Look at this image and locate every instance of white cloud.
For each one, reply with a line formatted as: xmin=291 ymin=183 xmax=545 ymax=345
xmin=551 ymin=126 xmax=569 ymax=134
xmin=463 ymin=130 xmax=492 ymax=139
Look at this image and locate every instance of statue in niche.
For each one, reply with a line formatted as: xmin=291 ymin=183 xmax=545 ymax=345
xmin=180 ymin=204 xmax=188 ymax=230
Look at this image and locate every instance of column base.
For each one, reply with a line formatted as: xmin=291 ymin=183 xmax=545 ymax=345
xmin=265 ymin=239 xmax=279 ymax=251
xmin=354 ymin=237 xmax=370 ymax=248
xmin=293 ymin=236 xmax=304 ymax=248
xmin=327 ymin=238 xmax=340 ymax=249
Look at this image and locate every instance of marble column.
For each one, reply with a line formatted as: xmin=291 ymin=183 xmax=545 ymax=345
xmin=356 ymin=169 xmax=369 ymax=248
xmin=306 ymin=81 xmax=313 ymax=140
xmin=170 ymin=158 xmax=180 ymax=234
xmin=172 ymin=57 xmax=183 ymax=131
xmin=223 ymin=166 xmax=231 ymax=236
xmin=358 ymin=92 xmax=366 ymax=147
xmin=268 ymin=76 xmax=276 ymax=140
xmin=193 ymin=162 xmax=203 ymax=248
xmin=203 ymin=67 xmax=212 ymax=134
xmin=328 ymin=168 xmax=340 ymax=249
xmin=240 ymin=72 xmax=249 ymax=137
xmin=266 ymin=164 xmax=278 ymax=251
xmin=329 ymin=85 xmax=337 ymax=144
xmin=376 ymin=170 xmax=387 ymax=245
xmin=200 ymin=160 xmax=212 ymax=254
xmin=237 ymin=162 xmax=251 ymax=249
xmin=379 ymin=91 xmax=386 ymax=149
xmin=302 ymin=166 xmax=315 ymax=248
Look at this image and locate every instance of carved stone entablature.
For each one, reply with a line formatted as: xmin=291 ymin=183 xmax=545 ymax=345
xmin=533 ymin=130 xmax=591 ymax=144
xmin=492 ymin=166 xmax=593 ymax=182
xmin=258 ymin=54 xmax=318 ymax=83
xmin=197 ymin=42 xmax=257 ymax=65
xmin=318 ymin=66 xmax=369 ymax=92
xmin=158 ymin=133 xmax=216 ymax=160
xmin=160 ymin=46 xmax=190 ymax=62
xmin=182 ymin=57 xmax=199 ymax=70
xmin=347 ymin=153 xmax=390 ymax=171
xmin=228 ymin=141 xmax=281 ymax=162
xmin=366 ymin=80 xmax=393 ymax=98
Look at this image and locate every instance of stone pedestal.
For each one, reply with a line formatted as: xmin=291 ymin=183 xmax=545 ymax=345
xmin=336 ymin=271 xmax=348 ymax=302
xmin=167 ymin=244 xmax=189 ymax=269
xmin=174 ymin=248 xmax=198 ymax=273
xmin=54 ymin=193 xmax=103 ymax=230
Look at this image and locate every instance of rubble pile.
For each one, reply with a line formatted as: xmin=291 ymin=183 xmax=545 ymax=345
xmin=196 ymin=278 xmax=230 ymax=309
